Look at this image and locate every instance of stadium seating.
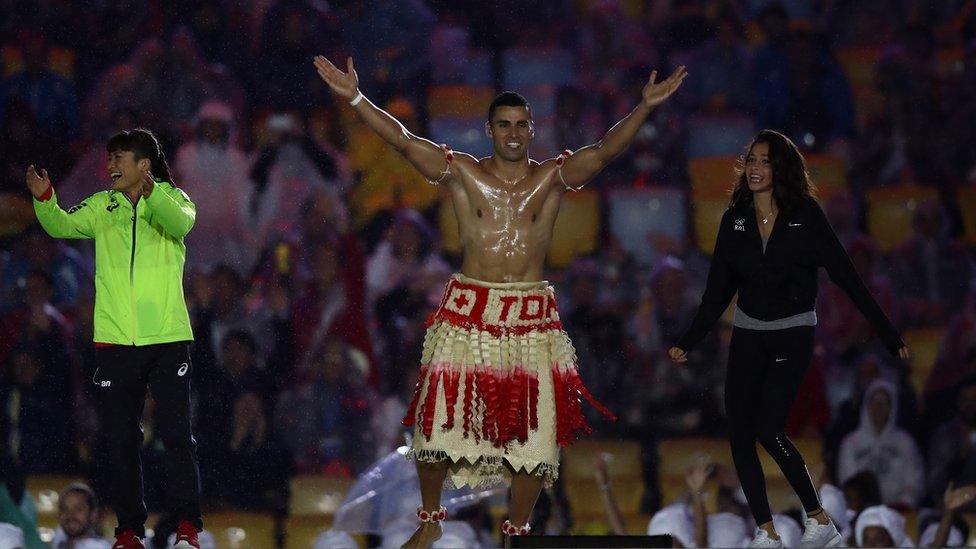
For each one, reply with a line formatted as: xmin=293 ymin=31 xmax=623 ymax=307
xmin=502 ymin=49 xmax=574 ymax=89
xmin=686 ymin=115 xmax=755 ymax=158
xmin=687 ymin=155 xmax=734 ymax=253
xmin=607 ymin=187 xmax=687 ymax=267
xmin=865 ymin=184 xmax=939 ymax=252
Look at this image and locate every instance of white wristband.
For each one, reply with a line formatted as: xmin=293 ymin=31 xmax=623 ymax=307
xmin=349 ymin=91 xmax=364 ymax=106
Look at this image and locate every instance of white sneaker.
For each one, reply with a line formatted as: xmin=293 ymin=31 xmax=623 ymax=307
xmin=800 ymin=517 xmax=843 ymax=548
xmin=749 ymin=529 xmax=785 ymax=548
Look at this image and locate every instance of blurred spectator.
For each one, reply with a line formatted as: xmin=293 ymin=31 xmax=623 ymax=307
xmin=196 ymin=330 xmax=289 ymax=510
xmin=345 ymin=98 xmax=440 ymax=227
xmin=818 ymin=236 xmax=901 ymax=363
xmin=0 ymin=29 xmax=80 ymax=139
xmin=177 ymin=1 xmax=250 ymax=71
xmin=338 ymin=0 xmax=435 ymax=110
xmin=575 ymin=1 xmax=658 ymax=97
xmin=785 ymin=352 xmax=831 ymax=438
xmin=161 ymin=27 xmax=246 ymax=140
xmin=83 ymin=38 xmax=166 ymax=141
xmin=925 ymin=306 xmax=976 ymax=427
xmin=823 ymin=353 xmax=920 ymax=477
xmin=889 ymin=199 xmax=973 ymax=327
xmin=253 ymin=0 xmax=336 ymax=110
xmin=274 ymin=337 xmax=374 ymax=475
xmin=175 ymin=101 xmax=255 ymax=273
xmin=1 ymin=344 xmax=76 ymax=473
xmin=368 ymin=210 xmax=450 ymax=386
xmin=561 ymin=260 xmax=630 ymax=431
xmin=189 ymin=265 xmax=274 ymax=368
xmin=0 ymin=269 xmax=74 ymax=369
xmin=51 ymin=482 xmax=111 ymax=549
xmin=290 ymin=223 xmax=375 ymax=384
xmin=823 ymin=189 xmax=864 ymax=249
xmin=787 ymin=29 xmax=856 ymax=148
xmin=927 ymin=377 xmax=976 ymax=509
xmin=552 ymin=85 xmax=603 ymax=152
xmin=249 ymin=113 xmax=342 ymax=248
xmin=0 ymin=224 xmax=91 ymax=315
xmin=681 ymin=10 xmax=754 ymax=114
xmin=0 ymin=99 xmax=67 ymax=239
xmin=842 ymin=470 xmax=883 ymax=516
xmin=853 ymin=505 xmax=912 ymax=548
xmin=837 ymin=380 xmax=923 ymax=508
xmin=365 ymin=210 xmax=449 ymax=310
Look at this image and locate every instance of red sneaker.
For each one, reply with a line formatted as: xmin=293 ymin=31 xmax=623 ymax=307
xmin=112 ymin=530 xmax=145 ymax=549
xmin=173 ymin=520 xmax=201 ymax=549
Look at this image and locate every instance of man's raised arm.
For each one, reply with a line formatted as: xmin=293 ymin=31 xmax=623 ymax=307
xmin=313 ymin=55 xmax=454 ymax=183
xmin=555 ymin=66 xmax=687 ymax=191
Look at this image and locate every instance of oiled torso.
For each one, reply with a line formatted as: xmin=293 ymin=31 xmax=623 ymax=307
xmin=448 ymin=158 xmax=562 ymax=282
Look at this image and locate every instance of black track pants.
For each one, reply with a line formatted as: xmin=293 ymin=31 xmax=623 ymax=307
xmin=95 ymin=342 xmax=202 ymax=536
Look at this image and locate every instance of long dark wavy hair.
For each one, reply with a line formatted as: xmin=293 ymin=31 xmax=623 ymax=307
xmin=106 ymin=128 xmax=173 ymax=182
xmin=730 ymin=129 xmax=816 ymax=212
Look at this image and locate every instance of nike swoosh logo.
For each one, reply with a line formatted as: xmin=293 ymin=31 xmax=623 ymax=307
xmin=789 ymin=223 xmax=802 ymax=227
xmin=775 ymin=358 xmax=787 ymax=362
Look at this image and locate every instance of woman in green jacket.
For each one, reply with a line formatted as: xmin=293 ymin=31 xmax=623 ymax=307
xmin=27 ymin=129 xmax=202 ymax=549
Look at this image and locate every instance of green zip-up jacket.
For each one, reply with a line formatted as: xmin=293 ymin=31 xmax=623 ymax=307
xmin=33 ymin=182 xmax=195 ymax=345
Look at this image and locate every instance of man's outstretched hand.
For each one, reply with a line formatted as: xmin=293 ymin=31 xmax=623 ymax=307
xmin=313 ymin=55 xmax=360 ymax=101
xmin=642 ymin=66 xmax=688 ymax=109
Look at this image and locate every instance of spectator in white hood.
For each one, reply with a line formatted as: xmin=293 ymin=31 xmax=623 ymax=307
xmin=854 ymin=505 xmax=914 ymax=547
xmin=838 ymin=379 xmax=924 ymax=507
xmin=647 ymin=504 xmax=695 ymax=548
xmin=819 ymin=483 xmax=853 ymax=542
xmin=174 ymin=100 xmax=255 ymax=273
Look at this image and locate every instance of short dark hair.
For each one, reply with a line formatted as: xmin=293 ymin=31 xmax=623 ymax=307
xmin=841 ymin=470 xmax=882 ymax=508
xmin=106 ymin=128 xmax=172 ymax=181
xmin=488 ymin=92 xmax=531 ymax=122
xmin=25 ymin=268 xmax=54 ymax=289
xmin=222 ymin=329 xmax=257 ymax=354
xmin=59 ymin=482 xmax=98 ymax=512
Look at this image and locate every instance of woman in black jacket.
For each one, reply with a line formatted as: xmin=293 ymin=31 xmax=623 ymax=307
xmin=669 ymin=130 xmax=909 ymax=548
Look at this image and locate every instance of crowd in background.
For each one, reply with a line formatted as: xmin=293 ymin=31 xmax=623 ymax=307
xmin=3 ymin=0 xmax=976 ymax=546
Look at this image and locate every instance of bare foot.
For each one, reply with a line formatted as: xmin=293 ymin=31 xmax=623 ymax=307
xmin=401 ymin=522 xmax=442 ymax=549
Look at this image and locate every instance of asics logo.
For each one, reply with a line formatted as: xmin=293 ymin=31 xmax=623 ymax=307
xmin=177 ymin=363 xmax=189 ymax=376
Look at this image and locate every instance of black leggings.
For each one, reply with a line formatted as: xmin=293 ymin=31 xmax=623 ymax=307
xmin=726 ymin=326 xmax=821 ymax=525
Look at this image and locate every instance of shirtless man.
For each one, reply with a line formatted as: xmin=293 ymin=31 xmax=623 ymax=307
xmin=314 ymin=55 xmax=686 ymax=547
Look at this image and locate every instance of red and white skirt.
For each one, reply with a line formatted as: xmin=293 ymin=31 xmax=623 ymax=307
xmin=402 ymin=273 xmax=614 ymax=488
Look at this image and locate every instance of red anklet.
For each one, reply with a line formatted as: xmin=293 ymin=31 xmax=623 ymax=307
xmin=416 ymin=505 xmax=447 ymax=523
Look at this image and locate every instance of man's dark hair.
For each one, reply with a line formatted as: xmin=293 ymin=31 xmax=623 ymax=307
xmin=106 ymin=128 xmax=172 ymax=181
xmin=25 ymin=268 xmax=54 ymax=289
xmin=841 ymin=470 xmax=882 ymax=508
xmin=222 ymin=329 xmax=257 ymax=354
xmin=487 ymin=92 xmax=531 ymax=122
xmin=59 ymin=482 xmax=98 ymax=512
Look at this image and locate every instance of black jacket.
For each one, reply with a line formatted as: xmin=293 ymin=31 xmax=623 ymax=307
xmin=677 ymin=196 xmax=904 ymax=354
